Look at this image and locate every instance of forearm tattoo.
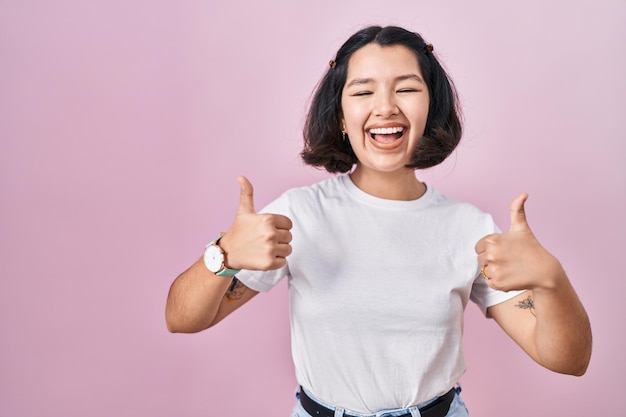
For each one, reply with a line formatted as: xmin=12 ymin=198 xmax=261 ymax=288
xmin=224 ymin=277 xmax=246 ymax=301
xmin=516 ymin=295 xmax=536 ymax=317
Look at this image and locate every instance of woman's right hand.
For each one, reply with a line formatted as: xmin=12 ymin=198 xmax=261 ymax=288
xmin=218 ymin=176 xmax=293 ymax=271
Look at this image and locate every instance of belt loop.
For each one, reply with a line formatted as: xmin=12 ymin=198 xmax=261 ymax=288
xmin=334 ymin=407 xmax=344 ymax=417
xmin=408 ymin=405 xmax=421 ymax=417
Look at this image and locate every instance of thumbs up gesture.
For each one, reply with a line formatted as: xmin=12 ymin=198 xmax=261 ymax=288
xmin=475 ymin=193 xmax=565 ymax=292
xmin=218 ymin=176 xmax=293 ymax=271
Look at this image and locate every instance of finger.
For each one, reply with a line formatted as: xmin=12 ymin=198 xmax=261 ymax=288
xmin=474 ymin=234 xmax=496 ymax=254
xmin=237 ymin=176 xmax=256 ymax=214
xmin=476 ymin=253 xmax=489 ymax=269
xmin=274 ymin=214 xmax=293 ymax=230
xmin=268 ymin=257 xmax=288 ymax=270
xmin=274 ymin=242 xmax=293 ymax=258
xmin=275 ymin=229 xmax=293 ymax=244
xmin=509 ymin=192 xmax=529 ymax=233
xmin=475 ymin=237 xmax=486 ymax=254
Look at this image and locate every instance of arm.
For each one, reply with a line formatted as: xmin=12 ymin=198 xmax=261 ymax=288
xmin=165 ymin=259 xmax=259 ymax=333
xmin=476 ymin=193 xmax=592 ymax=376
xmin=165 ymin=176 xmax=292 ymax=333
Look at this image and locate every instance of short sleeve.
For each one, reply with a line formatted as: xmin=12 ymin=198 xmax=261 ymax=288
xmin=470 ymin=273 xmax=524 ymax=317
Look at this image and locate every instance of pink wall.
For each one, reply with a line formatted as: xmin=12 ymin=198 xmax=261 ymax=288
xmin=1 ymin=1 xmax=624 ymax=416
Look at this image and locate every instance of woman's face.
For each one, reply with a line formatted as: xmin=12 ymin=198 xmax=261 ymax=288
xmin=341 ymin=43 xmax=430 ymax=176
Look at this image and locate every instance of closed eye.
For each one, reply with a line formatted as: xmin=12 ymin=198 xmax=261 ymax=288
xmin=352 ymin=91 xmax=373 ymax=96
xmin=397 ymin=88 xmax=420 ymax=93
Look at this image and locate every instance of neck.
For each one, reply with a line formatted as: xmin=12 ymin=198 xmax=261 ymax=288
xmin=349 ymin=166 xmax=426 ymax=201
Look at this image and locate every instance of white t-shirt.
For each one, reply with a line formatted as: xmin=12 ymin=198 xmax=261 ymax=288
xmin=237 ymin=175 xmax=519 ymax=413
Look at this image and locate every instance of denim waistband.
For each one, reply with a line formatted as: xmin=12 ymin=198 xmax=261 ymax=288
xmin=298 ymin=386 xmax=456 ymax=417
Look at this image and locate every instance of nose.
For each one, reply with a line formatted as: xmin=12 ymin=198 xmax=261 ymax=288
xmin=373 ymin=91 xmax=399 ymax=118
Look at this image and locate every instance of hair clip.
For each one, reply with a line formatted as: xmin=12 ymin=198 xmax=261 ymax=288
xmin=425 ymin=44 xmax=434 ymax=53
xmin=329 ymin=60 xmax=336 ymax=69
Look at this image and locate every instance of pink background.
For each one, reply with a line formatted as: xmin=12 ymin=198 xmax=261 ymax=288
xmin=1 ymin=1 xmax=624 ymax=416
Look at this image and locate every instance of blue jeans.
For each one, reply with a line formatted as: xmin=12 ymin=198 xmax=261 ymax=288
xmin=290 ymin=386 xmax=469 ymax=417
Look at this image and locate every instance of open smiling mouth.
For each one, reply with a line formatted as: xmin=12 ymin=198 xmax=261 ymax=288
xmin=368 ymin=126 xmax=405 ymax=145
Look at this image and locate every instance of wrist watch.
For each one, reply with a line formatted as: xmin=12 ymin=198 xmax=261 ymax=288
xmin=203 ymin=237 xmax=240 ymax=277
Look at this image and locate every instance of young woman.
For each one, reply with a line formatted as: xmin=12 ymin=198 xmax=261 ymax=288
xmin=166 ymin=26 xmax=591 ymax=417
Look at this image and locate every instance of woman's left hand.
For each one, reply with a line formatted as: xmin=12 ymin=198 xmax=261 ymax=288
xmin=475 ymin=193 xmax=565 ymax=292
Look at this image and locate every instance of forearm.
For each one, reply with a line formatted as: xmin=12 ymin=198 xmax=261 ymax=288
xmin=165 ymin=258 xmax=232 ymax=333
xmin=532 ymin=271 xmax=592 ymax=375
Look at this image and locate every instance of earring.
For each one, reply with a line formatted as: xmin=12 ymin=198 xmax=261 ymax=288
xmin=342 ymin=130 xmax=346 ymax=141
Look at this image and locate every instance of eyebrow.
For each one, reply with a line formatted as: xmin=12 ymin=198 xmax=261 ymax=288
xmin=345 ymin=74 xmax=425 ymax=88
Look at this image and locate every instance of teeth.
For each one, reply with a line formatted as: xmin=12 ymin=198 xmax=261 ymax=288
xmin=369 ymin=127 xmax=404 ymax=135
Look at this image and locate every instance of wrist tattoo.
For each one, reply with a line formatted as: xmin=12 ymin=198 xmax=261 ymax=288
xmin=516 ymin=295 xmax=536 ymax=317
xmin=225 ymin=277 xmax=246 ymax=301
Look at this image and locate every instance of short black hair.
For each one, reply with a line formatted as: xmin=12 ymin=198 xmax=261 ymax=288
xmin=301 ymin=25 xmax=463 ymax=173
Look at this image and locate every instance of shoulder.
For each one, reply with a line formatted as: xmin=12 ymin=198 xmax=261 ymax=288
xmin=279 ymin=175 xmax=345 ymax=203
xmin=428 ymin=187 xmax=482 ymax=213
xmin=259 ymin=175 xmax=344 ymax=213
xmin=427 ymin=187 xmax=499 ymax=233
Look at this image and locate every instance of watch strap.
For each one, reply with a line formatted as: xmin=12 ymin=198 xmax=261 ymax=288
xmin=208 ymin=237 xmax=240 ymax=277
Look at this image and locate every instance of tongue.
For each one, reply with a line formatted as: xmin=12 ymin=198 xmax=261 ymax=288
xmin=373 ymin=133 xmax=398 ymax=143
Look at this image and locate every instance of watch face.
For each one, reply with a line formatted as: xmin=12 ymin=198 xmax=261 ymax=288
xmin=204 ymin=244 xmax=224 ymax=273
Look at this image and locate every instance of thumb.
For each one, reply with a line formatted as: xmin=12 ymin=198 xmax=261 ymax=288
xmin=509 ymin=192 xmax=529 ymax=232
xmin=237 ymin=176 xmax=256 ymax=214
